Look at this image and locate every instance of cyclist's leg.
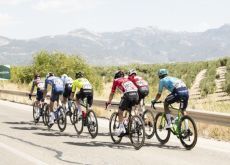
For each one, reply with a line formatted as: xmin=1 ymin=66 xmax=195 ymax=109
xmin=75 ymin=90 xmax=83 ymax=113
xmin=49 ymin=92 xmax=58 ymax=124
xmin=164 ymin=92 xmax=178 ymax=127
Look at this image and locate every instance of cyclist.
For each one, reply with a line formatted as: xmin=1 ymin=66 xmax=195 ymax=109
xmin=128 ymin=69 xmax=149 ymax=113
xmin=29 ymin=74 xmax=44 ymax=120
xmin=71 ymin=71 xmax=93 ymax=118
xmin=107 ymin=70 xmax=139 ymax=136
xmin=151 ymin=69 xmax=189 ymax=129
xmin=61 ymin=74 xmax=73 ymax=113
xmin=43 ymin=72 xmax=64 ymax=126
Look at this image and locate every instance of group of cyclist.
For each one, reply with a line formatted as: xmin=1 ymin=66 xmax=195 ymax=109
xmin=29 ymin=71 xmax=93 ymax=127
xmin=29 ymin=68 xmax=189 ymax=136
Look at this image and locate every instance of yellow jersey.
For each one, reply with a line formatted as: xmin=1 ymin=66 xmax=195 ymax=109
xmin=72 ymin=78 xmax=92 ymax=93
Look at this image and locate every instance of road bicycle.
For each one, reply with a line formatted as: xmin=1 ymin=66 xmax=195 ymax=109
xmin=71 ymin=98 xmax=98 ymax=138
xmin=31 ymin=98 xmax=48 ymax=125
xmin=152 ymin=101 xmax=197 ymax=150
xmin=136 ymin=98 xmax=155 ymax=139
xmin=44 ymin=103 xmax=67 ymax=132
xmin=106 ymin=103 xmax=145 ymax=150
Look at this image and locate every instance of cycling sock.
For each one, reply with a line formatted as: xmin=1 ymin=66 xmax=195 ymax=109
xmin=166 ymin=114 xmax=172 ymax=125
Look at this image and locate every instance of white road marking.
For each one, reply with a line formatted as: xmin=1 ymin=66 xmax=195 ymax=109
xmin=0 ymin=142 xmax=48 ymax=165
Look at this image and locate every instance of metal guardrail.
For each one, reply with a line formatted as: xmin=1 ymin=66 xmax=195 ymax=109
xmin=1 ymin=89 xmax=230 ymax=127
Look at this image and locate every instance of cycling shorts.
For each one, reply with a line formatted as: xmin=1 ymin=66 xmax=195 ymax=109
xmin=76 ymin=88 xmax=93 ymax=107
xmin=119 ymin=91 xmax=139 ymax=111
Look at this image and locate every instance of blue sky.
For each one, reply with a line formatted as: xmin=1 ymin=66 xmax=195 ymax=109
xmin=0 ymin=0 xmax=230 ymax=39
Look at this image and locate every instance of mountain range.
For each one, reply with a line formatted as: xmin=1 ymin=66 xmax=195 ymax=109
xmin=1 ymin=24 xmax=230 ymax=65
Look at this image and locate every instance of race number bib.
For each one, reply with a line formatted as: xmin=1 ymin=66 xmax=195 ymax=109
xmin=122 ymin=81 xmax=136 ymax=92
xmin=174 ymin=80 xmax=186 ymax=89
xmin=83 ymin=83 xmax=92 ymax=89
xmin=37 ymin=82 xmax=44 ymax=90
xmin=136 ymin=80 xmax=148 ymax=87
xmin=54 ymin=79 xmax=63 ymax=86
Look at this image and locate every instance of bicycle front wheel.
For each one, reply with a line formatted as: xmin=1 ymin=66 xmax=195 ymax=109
xmin=178 ymin=115 xmax=197 ymax=150
xmin=109 ymin=112 xmax=122 ymax=144
xmin=72 ymin=107 xmax=84 ymax=135
xmin=87 ymin=110 xmax=98 ymax=138
xmin=154 ymin=112 xmax=171 ymax=144
xmin=33 ymin=102 xmax=40 ymax=123
xmin=41 ymin=103 xmax=48 ymax=126
xmin=44 ymin=104 xmax=50 ymax=127
xmin=142 ymin=109 xmax=155 ymax=139
xmin=69 ymin=101 xmax=76 ymax=124
xmin=57 ymin=106 xmax=67 ymax=132
xmin=129 ymin=115 xmax=145 ymax=150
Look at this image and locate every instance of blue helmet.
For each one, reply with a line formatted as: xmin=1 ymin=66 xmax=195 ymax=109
xmin=158 ymin=69 xmax=168 ymax=78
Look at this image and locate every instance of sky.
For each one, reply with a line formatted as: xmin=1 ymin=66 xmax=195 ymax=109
xmin=0 ymin=0 xmax=230 ymax=39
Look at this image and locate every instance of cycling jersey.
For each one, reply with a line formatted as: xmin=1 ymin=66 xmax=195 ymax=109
xmin=61 ymin=76 xmax=73 ymax=86
xmin=111 ymin=77 xmax=138 ymax=94
xmin=128 ymin=75 xmax=148 ymax=88
xmin=158 ymin=76 xmax=186 ymax=94
xmin=72 ymin=78 xmax=92 ymax=93
xmin=44 ymin=76 xmax=64 ymax=93
xmin=32 ymin=78 xmax=44 ymax=91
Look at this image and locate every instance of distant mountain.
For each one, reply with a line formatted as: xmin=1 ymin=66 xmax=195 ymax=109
xmin=1 ymin=25 xmax=230 ymax=65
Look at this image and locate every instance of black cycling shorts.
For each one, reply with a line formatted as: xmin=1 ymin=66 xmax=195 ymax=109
xmin=76 ymin=88 xmax=93 ymax=107
xmin=63 ymin=84 xmax=72 ymax=98
xmin=36 ymin=90 xmax=43 ymax=101
xmin=119 ymin=91 xmax=139 ymax=111
xmin=138 ymin=86 xmax=149 ymax=102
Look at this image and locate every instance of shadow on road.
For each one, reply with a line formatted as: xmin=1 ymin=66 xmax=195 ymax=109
xmin=144 ymin=141 xmax=184 ymax=151
xmin=3 ymin=121 xmax=34 ymax=125
xmin=64 ymin=141 xmax=133 ymax=150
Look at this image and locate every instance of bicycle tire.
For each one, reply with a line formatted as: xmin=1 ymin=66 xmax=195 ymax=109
xmin=142 ymin=109 xmax=155 ymax=139
xmin=129 ymin=115 xmax=145 ymax=150
xmin=41 ymin=103 xmax=47 ymax=126
xmin=69 ymin=101 xmax=76 ymax=124
xmin=109 ymin=112 xmax=122 ymax=144
xmin=178 ymin=115 xmax=197 ymax=150
xmin=57 ymin=106 xmax=67 ymax=132
xmin=73 ymin=107 xmax=84 ymax=135
xmin=33 ymin=102 xmax=40 ymax=123
xmin=154 ymin=112 xmax=171 ymax=144
xmin=44 ymin=104 xmax=50 ymax=128
xmin=86 ymin=110 xmax=98 ymax=138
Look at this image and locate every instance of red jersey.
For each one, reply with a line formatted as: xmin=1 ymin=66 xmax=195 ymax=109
xmin=128 ymin=75 xmax=148 ymax=88
xmin=111 ymin=77 xmax=138 ymax=94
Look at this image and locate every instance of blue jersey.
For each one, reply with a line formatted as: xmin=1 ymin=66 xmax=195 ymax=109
xmin=158 ymin=76 xmax=186 ymax=94
xmin=45 ymin=76 xmax=64 ymax=93
xmin=61 ymin=76 xmax=73 ymax=86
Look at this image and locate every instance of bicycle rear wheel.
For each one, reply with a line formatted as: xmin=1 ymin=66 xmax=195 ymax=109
xmin=109 ymin=112 xmax=122 ymax=144
xmin=69 ymin=101 xmax=76 ymax=124
xmin=142 ymin=109 xmax=155 ymax=139
xmin=44 ymin=104 xmax=50 ymax=127
xmin=57 ymin=106 xmax=67 ymax=132
xmin=129 ymin=115 xmax=145 ymax=150
xmin=41 ymin=103 xmax=48 ymax=126
xmin=72 ymin=107 xmax=84 ymax=135
xmin=87 ymin=110 xmax=98 ymax=138
xmin=154 ymin=112 xmax=171 ymax=144
xmin=33 ymin=102 xmax=40 ymax=123
xmin=179 ymin=115 xmax=197 ymax=150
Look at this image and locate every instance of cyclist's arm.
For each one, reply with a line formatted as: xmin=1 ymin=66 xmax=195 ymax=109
xmin=153 ymin=81 xmax=163 ymax=101
xmin=30 ymin=81 xmax=35 ymax=95
xmin=107 ymin=80 xmax=116 ymax=103
xmin=42 ymin=79 xmax=48 ymax=99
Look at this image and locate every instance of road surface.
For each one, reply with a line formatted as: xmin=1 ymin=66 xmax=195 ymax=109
xmin=0 ymin=100 xmax=229 ymax=165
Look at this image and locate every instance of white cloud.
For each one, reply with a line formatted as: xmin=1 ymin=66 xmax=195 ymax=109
xmin=34 ymin=0 xmax=103 ymax=13
xmin=0 ymin=0 xmax=30 ymax=5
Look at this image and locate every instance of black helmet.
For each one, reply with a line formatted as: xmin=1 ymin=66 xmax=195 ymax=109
xmin=114 ymin=70 xmax=124 ymax=79
xmin=34 ymin=73 xmax=40 ymax=79
xmin=75 ymin=71 xmax=84 ymax=79
xmin=46 ymin=72 xmax=54 ymax=78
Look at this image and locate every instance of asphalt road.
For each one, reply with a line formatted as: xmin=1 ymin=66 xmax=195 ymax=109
xmin=0 ymin=100 xmax=230 ymax=165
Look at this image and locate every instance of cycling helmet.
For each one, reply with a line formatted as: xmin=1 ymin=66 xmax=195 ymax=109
xmin=46 ymin=72 xmax=54 ymax=78
xmin=158 ymin=69 xmax=168 ymax=79
xmin=75 ymin=71 xmax=84 ymax=79
xmin=128 ymin=69 xmax=137 ymax=76
xmin=114 ymin=70 xmax=124 ymax=79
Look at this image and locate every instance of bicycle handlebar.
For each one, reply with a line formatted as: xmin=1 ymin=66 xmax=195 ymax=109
xmin=105 ymin=102 xmax=119 ymax=110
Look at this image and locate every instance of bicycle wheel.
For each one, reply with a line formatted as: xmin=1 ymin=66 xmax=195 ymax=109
xmin=33 ymin=101 xmax=40 ymax=123
xmin=154 ymin=112 xmax=171 ymax=144
xmin=41 ymin=103 xmax=47 ymax=126
xmin=129 ymin=115 xmax=145 ymax=150
xmin=72 ymin=107 xmax=84 ymax=135
xmin=43 ymin=104 xmax=50 ymax=126
xmin=86 ymin=110 xmax=98 ymax=138
xmin=57 ymin=106 xmax=67 ymax=132
xmin=142 ymin=109 xmax=155 ymax=139
xmin=69 ymin=101 xmax=76 ymax=124
xmin=109 ymin=112 xmax=122 ymax=144
xmin=178 ymin=115 xmax=197 ymax=150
